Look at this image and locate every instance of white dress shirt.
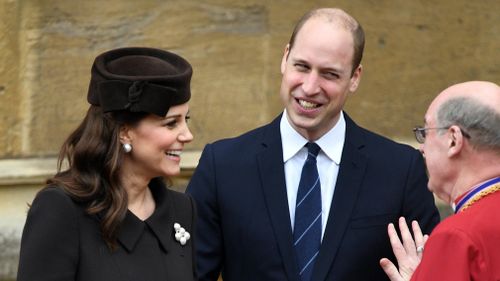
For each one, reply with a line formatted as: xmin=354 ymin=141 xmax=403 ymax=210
xmin=280 ymin=110 xmax=345 ymax=240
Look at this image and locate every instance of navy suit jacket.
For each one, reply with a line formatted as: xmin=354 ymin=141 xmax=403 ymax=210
xmin=186 ymin=113 xmax=440 ymax=281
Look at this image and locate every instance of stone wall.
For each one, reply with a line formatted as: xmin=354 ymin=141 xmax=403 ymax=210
xmin=0 ymin=0 xmax=497 ymax=279
xmin=1 ymin=0 xmax=498 ymax=158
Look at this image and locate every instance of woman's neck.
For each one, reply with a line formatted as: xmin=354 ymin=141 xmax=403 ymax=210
xmin=121 ymin=171 xmax=156 ymax=221
xmin=127 ymin=185 xmax=156 ymax=221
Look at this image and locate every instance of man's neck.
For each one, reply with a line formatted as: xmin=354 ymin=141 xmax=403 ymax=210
xmin=450 ymin=156 xmax=500 ymax=202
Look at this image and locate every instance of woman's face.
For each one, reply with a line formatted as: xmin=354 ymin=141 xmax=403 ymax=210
xmin=122 ymin=102 xmax=193 ymax=179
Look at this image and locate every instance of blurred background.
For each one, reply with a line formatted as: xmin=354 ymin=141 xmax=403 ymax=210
xmin=0 ymin=0 xmax=498 ymax=279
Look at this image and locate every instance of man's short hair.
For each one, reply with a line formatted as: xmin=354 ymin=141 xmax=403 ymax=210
xmin=287 ymin=8 xmax=365 ymax=76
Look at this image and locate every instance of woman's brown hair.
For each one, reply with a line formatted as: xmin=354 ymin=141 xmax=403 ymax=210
xmin=46 ymin=105 xmax=148 ymax=249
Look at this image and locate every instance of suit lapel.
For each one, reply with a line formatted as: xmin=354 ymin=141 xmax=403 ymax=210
xmin=257 ymin=116 xmax=301 ymax=281
xmin=312 ymin=114 xmax=368 ymax=281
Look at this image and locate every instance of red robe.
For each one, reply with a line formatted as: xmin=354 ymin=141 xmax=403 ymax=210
xmin=411 ymin=189 xmax=500 ymax=280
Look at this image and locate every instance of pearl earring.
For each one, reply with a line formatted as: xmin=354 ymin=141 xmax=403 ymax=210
xmin=123 ymin=143 xmax=132 ymax=153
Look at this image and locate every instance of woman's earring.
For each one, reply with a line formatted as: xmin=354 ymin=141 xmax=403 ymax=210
xmin=123 ymin=143 xmax=132 ymax=153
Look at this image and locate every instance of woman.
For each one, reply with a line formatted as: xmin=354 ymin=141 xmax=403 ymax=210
xmin=17 ymin=47 xmax=196 ymax=281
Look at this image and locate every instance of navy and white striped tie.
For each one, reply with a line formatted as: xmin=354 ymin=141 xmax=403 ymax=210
xmin=293 ymin=142 xmax=322 ymax=281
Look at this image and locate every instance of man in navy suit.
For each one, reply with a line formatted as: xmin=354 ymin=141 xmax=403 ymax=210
xmin=186 ymin=8 xmax=440 ymax=281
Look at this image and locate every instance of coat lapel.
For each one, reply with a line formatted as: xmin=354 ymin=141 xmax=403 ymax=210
xmin=256 ymin=116 xmax=301 ymax=281
xmin=312 ymin=114 xmax=368 ymax=281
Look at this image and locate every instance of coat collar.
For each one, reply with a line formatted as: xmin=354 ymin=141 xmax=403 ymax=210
xmin=117 ymin=178 xmax=174 ymax=253
xmin=257 ymin=114 xmax=301 ymax=281
xmin=312 ymin=113 xmax=368 ymax=280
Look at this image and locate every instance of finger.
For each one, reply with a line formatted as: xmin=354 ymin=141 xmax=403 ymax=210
xmin=412 ymin=220 xmax=424 ymax=256
xmin=380 ymin=258 xmax=404 ymax=281
xmin=423 ymin=234 xmax=429 ymax=244
xmin=398 ymin=217 xmax=416 ymax=254
xmin=412 ymin=220 xmax=424 ymax=244
xmin=387 ymin=223 xmax=406 ymax=260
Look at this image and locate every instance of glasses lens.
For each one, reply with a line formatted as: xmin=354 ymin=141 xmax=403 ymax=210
xmin=414 ymin=127 xmax=425 ymax=143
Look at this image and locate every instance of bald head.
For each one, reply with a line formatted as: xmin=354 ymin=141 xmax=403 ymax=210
xmin=429 ymin=81 xmax=500 ymax=153
xmin=287 ymin=8 xmax=365 ymax=75
xmin=435 ymin=81 xmax=500 ymax=109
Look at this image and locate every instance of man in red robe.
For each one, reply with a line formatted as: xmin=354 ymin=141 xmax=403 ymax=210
xmin=380 ymin=81 xmax=500 ymax=281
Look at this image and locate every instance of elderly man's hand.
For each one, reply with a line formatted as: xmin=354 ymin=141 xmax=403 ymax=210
xmin=379 ymin=217 xmax=429 ymax=281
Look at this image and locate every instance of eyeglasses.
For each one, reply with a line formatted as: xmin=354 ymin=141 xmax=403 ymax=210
xmin=413 ymin=126 xmax=471 ymax=144
xmin=413 ymin=127 xmax=448 ymax=143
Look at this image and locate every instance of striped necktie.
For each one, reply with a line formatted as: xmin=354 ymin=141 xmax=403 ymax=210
xmin=293 ymin=142 xmax=322 ymax=281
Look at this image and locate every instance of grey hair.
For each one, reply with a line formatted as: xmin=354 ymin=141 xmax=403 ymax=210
xmin=437 ymin=97 xmax=500 ymax=152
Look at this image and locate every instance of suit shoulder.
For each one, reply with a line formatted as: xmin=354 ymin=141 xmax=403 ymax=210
xmin=215 ymin=122 xmax=269 ymax=143
xmin=356 ymin=125 xmax=418 ymax=154
xmin=208 ymin=120 xmax=273 ymax=152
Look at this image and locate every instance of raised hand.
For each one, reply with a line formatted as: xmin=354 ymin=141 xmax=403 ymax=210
xmin=379 ymin=217 xmax=429 ymax=281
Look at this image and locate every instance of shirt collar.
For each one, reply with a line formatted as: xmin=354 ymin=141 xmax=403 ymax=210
xmin=280 ymin=109 xmax=345 ymax=164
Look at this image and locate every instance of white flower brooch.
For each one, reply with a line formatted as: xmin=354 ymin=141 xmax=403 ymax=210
xmin=174 ymin=223 xmax=190 ymax=246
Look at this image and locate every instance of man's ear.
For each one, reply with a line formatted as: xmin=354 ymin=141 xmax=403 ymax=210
xmin=349 ymin=64 xmax=362 ymax=93
xmin=448 ymin=125 xmax=464 ymax=157
xmin=281 ymin=44 xmax=291 ymax=74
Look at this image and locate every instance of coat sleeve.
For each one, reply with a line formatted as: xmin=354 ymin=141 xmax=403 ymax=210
xmin=185 ymin=144 xmax=223 ymax=281
xmin=402 ymin=150 xmax=441 ymax=234
xmin=17 ymin=187 xmax=79 ymax=281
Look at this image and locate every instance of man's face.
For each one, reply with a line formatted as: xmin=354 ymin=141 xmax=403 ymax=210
xmin=420 ymin=103 xmax=453 ymax=203
xmin=279 ymin=17 xmax=361 ymax=140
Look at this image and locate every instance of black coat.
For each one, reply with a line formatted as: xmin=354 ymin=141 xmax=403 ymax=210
xmin=17 ymin=177 xmax=196 ymax=281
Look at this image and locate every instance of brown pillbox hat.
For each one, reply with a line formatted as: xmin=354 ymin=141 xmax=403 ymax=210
xmin=87 ymin=47 xmax=192 ymax=117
